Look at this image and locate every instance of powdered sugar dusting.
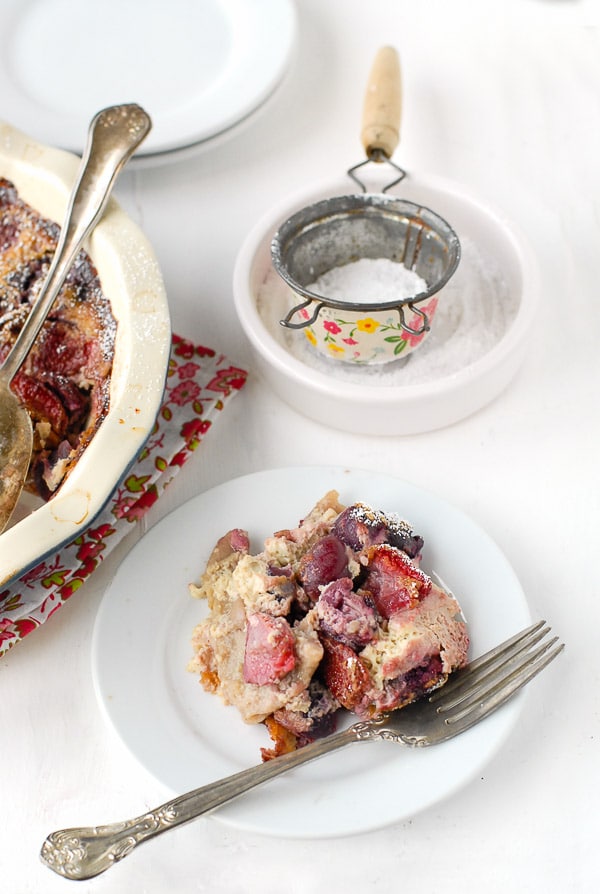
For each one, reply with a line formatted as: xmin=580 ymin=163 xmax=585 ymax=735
xmin=350 ymin=502 xmax=414 ymax=541
xmin=307 ymin=258 xmax=427 ymax=305
xmin=257 ymin=235 xmax=518 ymax=387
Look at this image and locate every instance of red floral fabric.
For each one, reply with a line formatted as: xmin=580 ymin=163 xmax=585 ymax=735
xmin=0 ymin=334 xmax=247 ymax=658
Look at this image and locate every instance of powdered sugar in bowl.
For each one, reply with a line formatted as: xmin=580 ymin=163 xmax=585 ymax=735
xmin=271 ymin=193 xmax=461 ymax=365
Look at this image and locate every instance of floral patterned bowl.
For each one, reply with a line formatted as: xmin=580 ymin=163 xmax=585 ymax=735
xmin=271 ymin=193 xmax=461 ymax=365
xmin=289 ymin=293 xmax=442 ymax=365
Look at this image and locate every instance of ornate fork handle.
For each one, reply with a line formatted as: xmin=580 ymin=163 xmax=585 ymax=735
xmin=41 ymin=721 xmax=402 ymax=880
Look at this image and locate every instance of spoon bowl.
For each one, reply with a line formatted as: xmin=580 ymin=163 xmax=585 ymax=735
xmin=0 ymin=387 xmax=33 ymax=521
xmin=0 ymin=103 xmax=151 ymax=533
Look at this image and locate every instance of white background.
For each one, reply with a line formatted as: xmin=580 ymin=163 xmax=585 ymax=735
xmin=1 ymin=1 xmax=599 ymax=891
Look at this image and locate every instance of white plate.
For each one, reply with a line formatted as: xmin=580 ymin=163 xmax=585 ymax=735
xmin=92 ymin=466 xmax=531 ymax=838
xmin=0 ymin=0 xmax=296 ymax=159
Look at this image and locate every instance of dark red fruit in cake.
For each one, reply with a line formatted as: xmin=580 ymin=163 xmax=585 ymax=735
xmin=273 ymin=679 xmax=339 ymax=742
xmin=403 ymin=654 xmax=444 ymax=692
xmin=46 ymin=374 xmax=89 ymax=428
xmin=316 ymin=577 xmax=378 ymax=649
xmin=12 ymin=373 xmax=69 ymax=436
xmin=29 ymin=321 xmax=91 ymax=378
xmin=362 ymin=544 xmax=432 ymax=618
xmin=333 ymin=503 xmax=424 ymax=559
xmin=243 ymin=612 xmax=296 ymax=685
xmin=297 ymin=534 xmax=349 ymax=601
xmin=332 ymin=505 xmax=389 ymax=550
xmin=320 ymin=635 xmax=372 ymax=712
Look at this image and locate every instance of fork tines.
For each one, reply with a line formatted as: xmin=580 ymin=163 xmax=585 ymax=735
xmin=429 ymin=621 xmax=565 ymax=725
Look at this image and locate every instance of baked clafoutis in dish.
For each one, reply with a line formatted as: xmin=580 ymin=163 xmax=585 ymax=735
xmin=0 ymin=178 xmax=116 ymax=500
xmin=188 ymin=490 xmax=469 ymax=760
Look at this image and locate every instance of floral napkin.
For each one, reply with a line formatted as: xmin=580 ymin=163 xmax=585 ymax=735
xmin=0 ymin=333 xmax=247 ymax=658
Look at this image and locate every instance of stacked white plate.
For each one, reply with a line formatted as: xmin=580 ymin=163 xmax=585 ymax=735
xmin=0 ymin=0 xmax=297 ymax=165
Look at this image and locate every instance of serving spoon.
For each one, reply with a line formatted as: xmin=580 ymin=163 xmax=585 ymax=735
xmin=0 ymin=103 xmax=151 ymax=533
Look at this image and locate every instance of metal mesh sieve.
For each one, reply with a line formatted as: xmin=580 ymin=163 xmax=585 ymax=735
xmin=271 ymin=47 xmax=461 ymax=340
xmin=272 ymin=192 xmax=461 ymax=335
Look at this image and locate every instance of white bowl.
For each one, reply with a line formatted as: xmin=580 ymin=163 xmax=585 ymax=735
xmin=233 ymin=173 xmax=539 ymax=436
xmin=0 ymin=121 xmax=171 ymax=587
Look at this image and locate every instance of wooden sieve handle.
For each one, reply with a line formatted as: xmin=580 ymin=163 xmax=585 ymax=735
xmin=361 ymin=46 xmax=402 ymax=160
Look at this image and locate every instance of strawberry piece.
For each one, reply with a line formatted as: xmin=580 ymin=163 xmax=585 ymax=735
xmin=243 ymin=613 xmax=296 ymax=685
xmin=362 ymin=544 xmax=432 ymax=618
xmin=12 ymin=373 xmax=68 ymax=435
xmin=29 ymin=322 xmax=90 ymax=377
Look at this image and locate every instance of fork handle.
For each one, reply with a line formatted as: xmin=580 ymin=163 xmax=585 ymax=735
xmin=40 ymin=725 xmax=363 ymax=880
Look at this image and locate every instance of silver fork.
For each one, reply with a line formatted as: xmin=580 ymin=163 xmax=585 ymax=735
xmin=40 ymin=621 xmax=563 ymax=880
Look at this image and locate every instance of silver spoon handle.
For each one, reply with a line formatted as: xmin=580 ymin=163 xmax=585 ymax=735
xmin=2 ymin=103 xmax=151 ymax=383
xmin=40 ymin=725 xmax=362 ymax=880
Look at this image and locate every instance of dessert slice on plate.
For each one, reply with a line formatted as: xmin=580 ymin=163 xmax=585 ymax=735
xmin=188 ymin=490 xmax=469 ymax=760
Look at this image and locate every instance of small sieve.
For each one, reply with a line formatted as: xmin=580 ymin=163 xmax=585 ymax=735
xmin=271 ymin=47 xmax=461 ymax=365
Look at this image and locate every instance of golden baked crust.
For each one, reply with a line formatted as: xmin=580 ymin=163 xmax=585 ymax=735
xmin=0 ymin=177 xmax=116 ymax=499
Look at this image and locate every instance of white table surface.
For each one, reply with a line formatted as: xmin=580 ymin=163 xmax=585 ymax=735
xmin=2 ymin=1 xmax=599 ymax=891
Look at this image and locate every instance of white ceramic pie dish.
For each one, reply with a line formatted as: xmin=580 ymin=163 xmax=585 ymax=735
xmin=233 ymin=173 xmax=539 ymax=436
xmin=0 ymin=121 xmax=171 ymax=587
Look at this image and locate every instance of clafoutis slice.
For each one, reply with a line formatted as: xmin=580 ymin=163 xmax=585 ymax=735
xmin=188 ymin=491 xmax=469 ymax=760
